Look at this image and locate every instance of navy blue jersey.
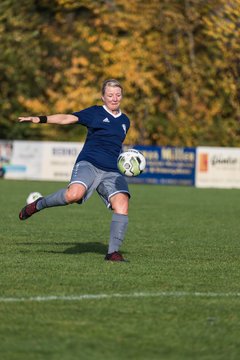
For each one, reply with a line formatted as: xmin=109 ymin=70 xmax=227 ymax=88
xmin=72 ymin=105 xmax=130 ymax=172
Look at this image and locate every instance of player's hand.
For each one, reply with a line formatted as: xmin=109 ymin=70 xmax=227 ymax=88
xmin=18 ymin=116 xmax=40 ymax=123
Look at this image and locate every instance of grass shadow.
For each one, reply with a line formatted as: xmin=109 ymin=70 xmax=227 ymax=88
xmin=18 ymin=241 xmax=108 ymax=255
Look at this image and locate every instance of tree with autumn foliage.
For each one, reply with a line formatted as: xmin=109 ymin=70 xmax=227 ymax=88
xmin=0 ymin=0 xmax=239 ymax=146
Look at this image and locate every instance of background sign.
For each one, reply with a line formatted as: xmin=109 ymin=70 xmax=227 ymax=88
xmin=5 ymin=141 xmax=83 ymax=181
xmin=196 ymin=147 xmax=240 ymax=188
xmin=5 ymin=141 xmax=43 ymax=180
xmin=0 ymin=140 xmax=13 ymax=177
xmin=4 ymin=141 xmax=240 ymax=189
xmin=41 ymin=142 xmax=83 ymax=181
xmin=126 ymin=145 xmax=196 ymax=186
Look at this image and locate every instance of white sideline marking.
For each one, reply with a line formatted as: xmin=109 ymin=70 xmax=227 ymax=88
xmin=0 ymin=291 xmax=240 ymax=303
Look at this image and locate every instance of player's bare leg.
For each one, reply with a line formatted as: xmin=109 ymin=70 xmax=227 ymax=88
xmin=19 ymin=184 xmax=86 ymax=220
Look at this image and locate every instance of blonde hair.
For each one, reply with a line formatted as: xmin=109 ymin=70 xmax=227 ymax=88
xmin=101 ymin=79 xmax=123 ymax=95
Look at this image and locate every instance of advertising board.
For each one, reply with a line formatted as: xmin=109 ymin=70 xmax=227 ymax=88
xmin=5 ymin=141 xmax=43 ymax=180
xmin=196 ymin=147 xmax=240 ymax=188
xmin=5 ymin=141 xmax=83 ymax=181
xmin=41 ymin=142 xmax=83 ymax=181
xmin=126 ymin=145 xmax=196 ymax=186
xmin=0 ymin=140 xmax=13 ymax=178
xmin=6 ymin=141 xmax=240 ymax=188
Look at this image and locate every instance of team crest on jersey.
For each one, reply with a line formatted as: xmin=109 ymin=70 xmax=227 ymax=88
xmin=103 ymin=117 xmax=110 ymax=123
xmin=122 ymin=124 xmax=127 ymax=135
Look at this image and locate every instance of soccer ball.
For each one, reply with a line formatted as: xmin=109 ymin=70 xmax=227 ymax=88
xmin=117 ymin=149 xmax=146 ymax=177
xmin=26 ymin=192 xmax=42 ymax=205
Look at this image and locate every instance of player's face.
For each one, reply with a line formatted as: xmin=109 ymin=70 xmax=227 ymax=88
xmin=102 ymin=86 xmax=122 ymax=114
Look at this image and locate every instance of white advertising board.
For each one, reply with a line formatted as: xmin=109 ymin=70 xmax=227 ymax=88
xmin=196 ymin=147 xmax=240 ymax=188
xmin=41 ymin=141 xmax=83 ymax=181
xmin=5 ymin=141 xmax=43 ymax=180
xmin=5 ymin=141 xmax=83 ymax=181
xmin=0 ymin=140 xmax=13 ymax=177
xmin=0 ymin=140 xmax=13 ymax=164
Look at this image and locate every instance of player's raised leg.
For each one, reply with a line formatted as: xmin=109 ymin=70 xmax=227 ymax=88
xmin=19 ymin=184 xmax=86 ymax=220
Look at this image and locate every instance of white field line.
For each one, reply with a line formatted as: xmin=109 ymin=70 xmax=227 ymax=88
xmin=0 ymin=291 xmax=240 ymax=303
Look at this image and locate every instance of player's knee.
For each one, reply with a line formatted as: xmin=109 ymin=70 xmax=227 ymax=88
xmin=66 ymin=185 xmax=86 ymax=203
xmin=111 ymin=193 xmax=129 ymax=215
xmin=65 ymin=191 xmax=79 ymax=203
xmin=114 ymin=205 xmax=128 ymax=215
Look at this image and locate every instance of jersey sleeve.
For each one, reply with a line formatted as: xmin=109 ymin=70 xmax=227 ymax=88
xmin=72 ymin=106 xmax=96 ymax=127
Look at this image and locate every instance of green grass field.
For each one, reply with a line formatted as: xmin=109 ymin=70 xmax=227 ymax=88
xmin=0 ymin=180 xmax=240 ymax=360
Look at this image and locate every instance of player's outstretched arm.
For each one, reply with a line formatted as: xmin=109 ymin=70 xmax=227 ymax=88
xmin=18 ymin=114 xmax=78 ymax=125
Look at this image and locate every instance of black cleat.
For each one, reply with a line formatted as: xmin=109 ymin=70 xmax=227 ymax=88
xmin=19 ymin=198 xmax=42 ymax=221
xmin=105 ymin=251 xmax=127 ymax=262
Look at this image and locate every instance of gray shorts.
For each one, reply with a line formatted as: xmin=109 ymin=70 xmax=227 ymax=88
xmin=69 ymin=161 xmax=130 ymax=208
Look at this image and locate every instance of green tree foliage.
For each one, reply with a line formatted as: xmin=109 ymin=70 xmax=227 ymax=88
xmin=0 ymin=0 xmax=239 ymax=145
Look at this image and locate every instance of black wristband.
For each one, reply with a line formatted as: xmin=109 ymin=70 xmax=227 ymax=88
xmin=38 ymin=115 xmax=47 ymax=123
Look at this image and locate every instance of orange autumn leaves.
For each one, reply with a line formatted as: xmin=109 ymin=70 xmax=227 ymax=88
xmin=1 ymin=0 xmax=240 ymax=145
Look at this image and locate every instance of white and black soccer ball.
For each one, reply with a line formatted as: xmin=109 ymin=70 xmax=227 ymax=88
xmin=117 ymin=149 xmax=146 ymax=177
xmin=26 ymin=192 xmax=42 ymax=205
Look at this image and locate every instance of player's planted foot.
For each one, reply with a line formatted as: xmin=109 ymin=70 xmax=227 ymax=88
xmin=19 ymin=198 xmax=42 ymax=220
xmin=105 ymin=251 xmax=126 ymax=262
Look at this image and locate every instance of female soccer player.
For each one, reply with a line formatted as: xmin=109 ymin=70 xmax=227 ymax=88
xmin=18 ymin=79 xmax=130 ymax=262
